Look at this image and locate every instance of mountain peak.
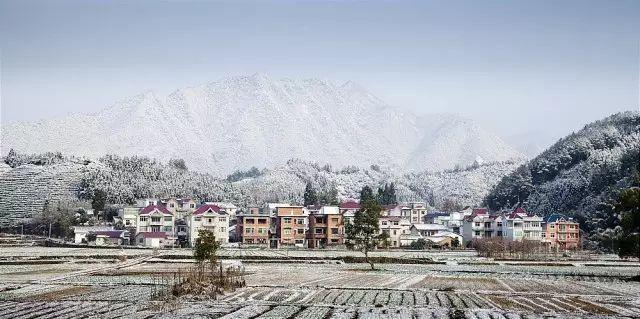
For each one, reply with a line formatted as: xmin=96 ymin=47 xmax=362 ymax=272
xmin=1 ymin=75 xmax=523 ymax=175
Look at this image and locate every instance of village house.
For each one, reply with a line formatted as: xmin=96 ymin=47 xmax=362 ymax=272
xmin=407 ymin=202 xmax=428 ymax=224
xmin=188 ymin=204 xmax=230 ymax=246
xmin=236 ymin=207 xmax=271 ymax=246
xmin=542 ymin=213 xmax=581 ymax=250
xmin=135 ymin=232 xmax=173 ymax=248
xmin=137 ymin=205 xmax=175 ymax=234
xmin=426 ymin=207 xmax=473 ymax=234
xmin=162 ymin=198 xmax=197 ymax=220
xmin=275 ymin=205 xmax=307 ymax=248
xmin=307 ymin=205 xmax=343 ymax=248
xmin=462 ymin=207 xmax=543 ymax=245
xmin=73 ymin=226 xmax=115 ymax=244
xmin=404 ymin=224 xmax=462 ymax=248
xmin=340 ymin=201 xmax=360 ymax=224
xmin=205 ymin=202 xmax=238 ymax=220
xmin=91 ymin=230 xmax=130 ymax=246
xmin=379 ymin=216 xmax=411 ymax=248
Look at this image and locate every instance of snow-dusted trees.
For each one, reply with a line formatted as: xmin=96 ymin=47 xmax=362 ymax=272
xmin=483 ymin=112 xmax=640 ymax=249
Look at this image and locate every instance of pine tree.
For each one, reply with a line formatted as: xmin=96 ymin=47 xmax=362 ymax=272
xmin=303 ymin=182 xmax=318 ymax=206
xmin=360 ymin=186 xmax=375 ymax=203
xmin=615 ymin=170 xmax=640 ymax=260
xmin=387 ymin=183 xmax=397 ymax=205
xmin=345 ymin=198 xmax=388 ymax=270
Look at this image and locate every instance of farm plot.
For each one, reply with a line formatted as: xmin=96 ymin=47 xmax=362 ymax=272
xmin=410 ymin=276 xmax=507 ymax=292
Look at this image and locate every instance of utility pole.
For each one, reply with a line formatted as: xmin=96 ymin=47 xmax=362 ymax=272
xmin=48 ymin=222 xmax=52 ymax=238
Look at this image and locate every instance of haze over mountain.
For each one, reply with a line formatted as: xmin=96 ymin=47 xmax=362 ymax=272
xmin=1 ymin=74 xmax=524 ymax=176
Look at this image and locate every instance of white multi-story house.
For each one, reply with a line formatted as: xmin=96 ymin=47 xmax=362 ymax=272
xmin=498 ymin=207 xmax=543 ymax=241
xmin=119 ymin=198 xmax=162 ymax=228
xmin=462 ymin=207 xmax=543 ymax=245
xmin=205 ymin=202 xmax=238 ymax=220
xmin=188 ymin=204 xmax=230 ymax=246
xmin=162 ymin=198 xmax=197 ymax=220
xmin=136 ymin=205 xmax=175 ymax=236
xmin=407 ymin=202 xmax=428 ymax=224
xmin=379 ymin=216 xmax=411 ymax=248
xmin=339 ymin=201 xmax=360 ymax=225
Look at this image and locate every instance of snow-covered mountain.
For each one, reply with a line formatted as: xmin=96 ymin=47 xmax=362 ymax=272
xmin=1 ymin=74 xmax=523 ymax=175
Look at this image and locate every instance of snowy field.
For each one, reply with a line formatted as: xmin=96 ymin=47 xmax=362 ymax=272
xmin=0 ymin=247 xmax=638 ymax=318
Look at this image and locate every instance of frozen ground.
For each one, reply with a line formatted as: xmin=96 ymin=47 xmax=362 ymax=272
xmin=0 ymin=247 xmax=638 ymax=318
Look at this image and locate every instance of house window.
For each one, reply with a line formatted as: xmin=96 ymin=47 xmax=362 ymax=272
xmin=151 ymin=217 xmax=162 ymax=223
xmin=208 ymin=218 xmax=213 ymax=223
xmin=412 ymin=217 xmax=417 ymax=222
xmin=163 ymin=226 xmax=172 ymax=232
xmin=246 ymin=228 xmax=254 ymax=234
xmin=331 ymin=218 xmax=339 ymax=223
xmin=484 ymin=222 xmax=491 ymax=228
xmin=296 ymin=218 xmax=305 ymax=225
xmin=497 ymin=231 xmax=503 ymax=237
xmin=194 ymin=217 xmax=201 ymax=222
xmin=258 ymin=228 xmax=267 ymax=234
xmin=475 ymin=222 xmax=480 ymax=227
xmin=139 ymin=226 xmax=148 ymax=232
xmin=295 ymin=239 xmax=304 ymax=244
xmin=140 ymin=216 xmax=148 ymax=222
xmin=331 ymin=228 xmax=339 ymax=235
xmin=315 ymin=217 xmax=324 ymax=224
xmin=315 ymin=228 xmax=324 ymax=234
xmin=190 ymin=204 xmax=195 ymax=208
xmin=382 ymin=221 xmax=388 ymax=226
xmin=284 ymin=218 xmax=292 ymax=223
xmin=246 ymin=219 xmax=255 ymax=224
xmin=220 ymin=227 xmax=226 ymax=232
xmin=284 ymin=228 xmax=292 ymax=235
xmin=125 ymin=220 xmax=130 ymax=225
xmin=393 ymin=221 xmax=399 ymax=226
xmin=297 ymin=228 xmax=305 ymax=235
xmin=475 ymin=231 xmax=480 ymax=236
xmin=497 ymin=222 xmax=502 ymax=227
xmin=165 ymin=216 xmax=172 ymax=222
xmin=219 ymin=217 xmax=226 ymax=222
xmin=258 ymin=219 xmax=267 ymax=224
xmin=392 ymin=230 xmax=397 ymax=235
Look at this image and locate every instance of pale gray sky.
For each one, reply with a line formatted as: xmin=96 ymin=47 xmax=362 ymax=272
xmin=1 ymin=0 xmax=639 ymax=148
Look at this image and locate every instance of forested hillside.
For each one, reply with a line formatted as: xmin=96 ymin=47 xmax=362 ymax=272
xmin=1 ymin=151 xmax=520 ymax=227
xmin=484 ymin=112 xmax=640 ymax=244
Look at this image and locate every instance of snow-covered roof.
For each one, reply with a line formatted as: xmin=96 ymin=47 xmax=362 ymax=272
xmin=411 ymin=224 xmax=448 ymax=231
xmin=139 ymin=205 xmax=173 ymax=216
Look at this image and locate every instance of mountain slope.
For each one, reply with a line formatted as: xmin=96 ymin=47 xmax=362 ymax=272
xmin=484 ymin=112 xmax=640 ymax=240
xmin=1 ymin=74 xmax=523 ymax=175
xmin=0 ymin=152 xmax=519 ymax=227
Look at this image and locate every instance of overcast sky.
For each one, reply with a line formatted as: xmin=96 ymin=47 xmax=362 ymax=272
xmin=1 ymin=0 xmax=638 ymax=149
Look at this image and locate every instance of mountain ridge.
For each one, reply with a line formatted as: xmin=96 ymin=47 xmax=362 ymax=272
xmin=1 ymin=74 xmax=524 ymax=175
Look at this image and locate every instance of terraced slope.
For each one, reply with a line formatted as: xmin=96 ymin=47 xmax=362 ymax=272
xmin=0 ymin=162 xmax=89 ymax=227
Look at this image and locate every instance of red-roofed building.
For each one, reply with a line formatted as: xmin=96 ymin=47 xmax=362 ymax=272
xmin=188 ymin=204 xmax=230 ymax=246
xmin=137 ymin=205 xmax=175 ymax=237
xmin=340 ymin=201 xmax=360 ymax=225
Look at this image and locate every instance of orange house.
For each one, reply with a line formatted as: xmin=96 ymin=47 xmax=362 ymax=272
xmin=307 ymin=206 xmax=343 ymax=248
xmin=275 ymin=206 xmax=307 ymax=247
xmin=237 ymin=207 xmax=270 ymax=246
xmin=542 ymin=213 xmax=581 ymax=250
